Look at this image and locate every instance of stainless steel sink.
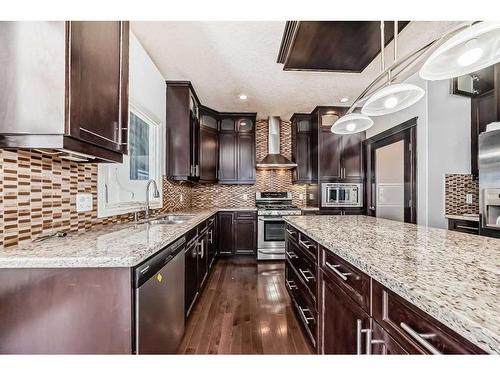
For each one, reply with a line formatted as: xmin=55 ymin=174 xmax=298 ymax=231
xmin=145 ymin=215 xmax=196 ymax=225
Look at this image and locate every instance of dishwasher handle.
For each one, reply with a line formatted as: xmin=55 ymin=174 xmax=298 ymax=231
xmin=134 ymin=236 xmax=186 ymax=288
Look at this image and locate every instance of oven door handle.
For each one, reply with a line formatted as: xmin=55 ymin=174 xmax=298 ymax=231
xmin=258 ymin=217 xmax=285 ymax=222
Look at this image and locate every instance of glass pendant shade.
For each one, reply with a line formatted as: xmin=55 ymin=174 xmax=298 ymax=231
xmin=331 ymin=113 xmax=374 ymax=135
xmin=419 ymin=21 xmax=500 ymax=80
xmin=361 ymin=83 xmax=425 ymax=116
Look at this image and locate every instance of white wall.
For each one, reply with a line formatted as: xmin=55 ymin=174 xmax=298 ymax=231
xmin=366 ymin=74 xmax=471 ymax=229
xmin=97 ymin=33 xmax=166 ymax=218
xmin=427 ymin=80 xmax=471 ymax=228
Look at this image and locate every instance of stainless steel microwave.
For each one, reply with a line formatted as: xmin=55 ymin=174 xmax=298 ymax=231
xmin=321 ymin=183 xmax=363 ymax=207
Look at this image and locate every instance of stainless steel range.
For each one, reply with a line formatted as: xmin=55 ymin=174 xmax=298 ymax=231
xmin=256 ymin=192 xmax=302 ymax=260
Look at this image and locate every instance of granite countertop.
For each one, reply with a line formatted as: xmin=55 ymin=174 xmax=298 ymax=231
xmin=0 ymin=209 xmax=218 ymax=268
xmin=445 ymin=214 xmax=480 ymax=222
xmin=283 ymin=215 xmax=500 ymax=354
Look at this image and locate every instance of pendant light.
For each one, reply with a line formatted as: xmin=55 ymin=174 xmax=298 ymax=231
xmin=420 ymin=21 xmax=500 ymax=80
xmin=331 ymin=113 xmax=374 ymax=135
xmin=362 ymin=21 xmax=425 ymax=116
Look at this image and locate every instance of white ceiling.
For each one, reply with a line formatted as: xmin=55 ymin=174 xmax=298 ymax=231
xmin=131 ymin=21 xmax=462 ymax=120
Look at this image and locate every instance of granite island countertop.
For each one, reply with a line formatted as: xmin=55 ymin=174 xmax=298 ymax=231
xmin=283 ymin=215 xmax=500 ymax=354
xmin=0 ymin=209 xmax=218 ymax=268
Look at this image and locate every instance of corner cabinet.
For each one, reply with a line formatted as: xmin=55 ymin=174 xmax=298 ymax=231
xmin=218 ymin=114 xmax=256 ymax=184
xmin=0 ymin=21 xmax=129 ymax=163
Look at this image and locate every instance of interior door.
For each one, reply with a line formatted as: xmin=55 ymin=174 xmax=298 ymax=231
xmin=366 ymin=121 xmax=416 ymax=223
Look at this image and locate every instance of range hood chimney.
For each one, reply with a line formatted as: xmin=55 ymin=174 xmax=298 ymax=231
xmin=256 ymin=116 xmax=297 ymax=169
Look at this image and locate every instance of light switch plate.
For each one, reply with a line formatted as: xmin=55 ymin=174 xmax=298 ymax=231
xmin=299 ymin=193 xmax=304 ymax=200
xmin=466 ymin=194 xmax=473 ymax=204
xmin=242 ymin=194 xmax=248 ymax=201
xmin=76 ymin=193 xmax=93 ymax=212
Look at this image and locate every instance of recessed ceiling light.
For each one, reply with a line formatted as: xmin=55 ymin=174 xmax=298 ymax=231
xmin=340 ymin=97 xmax=349 ymax=103
xmin=239 ymin=94 xmax=248 ymax=100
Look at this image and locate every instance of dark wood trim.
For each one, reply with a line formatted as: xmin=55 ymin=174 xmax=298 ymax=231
xmin=218 ymin=111 xmax=258 ymax=118
xmin=365 ymin=118 xmax=417 ymax=223
xmin=165 ymin=80 xmax=201 ymax=105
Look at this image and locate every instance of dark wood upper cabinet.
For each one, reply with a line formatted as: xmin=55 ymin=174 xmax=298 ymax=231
xmin=68 ymin=21 xmax=128 ymax=154
xmin=199 ymin=106 xmax=219 ymax=183
xmin=218 ymin=113 xmax=256 ymax=184
xmin=451 ymin=65 xmax=495 ymax=97
xmin=165 ymin=81 xmax=201 ymax=181
xmin=291 ymin=114 xmax=313 ymax=184
xmin=309 ymin=107 xmax=365 ymax=182
xmin=218 ymin=132 xmax=237 ymax=182
xmin=0 ymin=21 xmax=129 ymax=163
xmin=237 ymin=133 xmax=256 ymax=182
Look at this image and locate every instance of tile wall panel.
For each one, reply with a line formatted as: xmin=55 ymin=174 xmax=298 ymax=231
xmin=444 ymin=174 xmax=479 ymax=215
xmin=0 ymin=149 xmax=191 ymax=247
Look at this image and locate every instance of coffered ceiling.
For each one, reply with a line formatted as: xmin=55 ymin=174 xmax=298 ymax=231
xmin=132 ymin=21 xmax=462 ymax=120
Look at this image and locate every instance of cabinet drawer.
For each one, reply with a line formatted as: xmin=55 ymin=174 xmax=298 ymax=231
xmin=286 ymin=241 xmax=317 ymax=301
xmin=234 ymin=211 xmax=256 ymax=219
xmin=286 ymin=262 xmax=317 ymax=348
xmin=372 ymin=281 xmax=484 ymax=354
xmin=447 ymin=218 xmax=479 ymax=235
xmin=297 ymin=232 xmax=318 ymax=261
xmin=320 ymin=247 xmax=370 ymax=312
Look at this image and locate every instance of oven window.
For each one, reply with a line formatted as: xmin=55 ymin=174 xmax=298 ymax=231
xmin=264 ymin=221 xmax=285 ymax=242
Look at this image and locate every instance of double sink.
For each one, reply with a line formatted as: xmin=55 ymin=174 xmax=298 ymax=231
xmin=141 ymin=214 xmax=197 ymax=225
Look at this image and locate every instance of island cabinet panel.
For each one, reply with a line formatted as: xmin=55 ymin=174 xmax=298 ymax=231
xmin=372 ymin=280 xmax=485 ymax=354
xmin=320 ymin=270 xmax=371 ymax=354
xmin=0 ymin=268 xmax=132 ymax=354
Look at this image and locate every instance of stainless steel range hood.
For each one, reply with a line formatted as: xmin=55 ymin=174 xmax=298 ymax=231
xmin=256 ymin=116 xmax=297 ymax=169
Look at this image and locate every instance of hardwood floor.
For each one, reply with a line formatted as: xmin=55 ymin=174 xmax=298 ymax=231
xmin=178 ymin=257 xmax=314 ymax=354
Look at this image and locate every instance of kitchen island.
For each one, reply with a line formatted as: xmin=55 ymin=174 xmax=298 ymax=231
xmin=283 ymin=215 xmax=500 ymax=354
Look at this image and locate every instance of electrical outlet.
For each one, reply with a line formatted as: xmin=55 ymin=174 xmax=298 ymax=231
xmin=179 ymin=194 xmax=184 ymax=203
xmin=299 ymin=193 xmax=304 ymax=200
xmin=76 ymin=193 xmax=93 ymax=212
xmin=309 ymin=193 xmax=315 ymax=200
xmin=466 ymin=194 xmax=473 ymax=204
xmin=242 ymin=194 xmax=248 ymax=201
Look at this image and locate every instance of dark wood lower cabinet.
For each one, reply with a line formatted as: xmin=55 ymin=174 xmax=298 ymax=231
xmin=321 ymin=270 xmax=371 ymax=354
xmin=217 ymin=211 xmax=256 ymax=256
xmin=285 ymin=224 xmax=487 ymax=355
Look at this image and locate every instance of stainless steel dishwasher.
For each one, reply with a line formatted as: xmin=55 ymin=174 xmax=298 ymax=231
xmin=134 ymin=236 xmax=186 ymax=354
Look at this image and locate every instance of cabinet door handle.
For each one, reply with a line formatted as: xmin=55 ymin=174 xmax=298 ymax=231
xmin=400 ymin=322 xmax=441 ymax=354
xmin=299 ymin=268 xmax=315 ymax=282
xmin=455 ymin=225 xmax=479 ymax=232
xmin=285 ymin=250 xmax=297 ymax=259
xmin=199 ymin=239 xmax=204 ymax=259
xmin=325 ymin=261 xmax=351 ymax=281
xmin=298 ymin=307 xmax=315 ymax=325
xmin=299 ymin=239 xmax=314 ymax=249
xmin=286 ymin=228 xmax=296 ymax=236
xmin=208 ymin=230 xmax=213 ymax=244
xmin=285 ymin=279 xmax=297 ymax=290
xmin=356 ymin=319 xmax=371 ymax=355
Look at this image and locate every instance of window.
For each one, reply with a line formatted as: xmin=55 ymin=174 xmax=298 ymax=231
xmin=97 ymin=103 xmax=163 ymax=218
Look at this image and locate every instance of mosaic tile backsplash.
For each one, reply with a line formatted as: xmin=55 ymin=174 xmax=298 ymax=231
xmin=0 ymin=119 xmax=308 ymax=247
xmin=444 ymin=174 xmax=479 ymax=215
xmin=0 ymin=149 xmax=191 ymax=247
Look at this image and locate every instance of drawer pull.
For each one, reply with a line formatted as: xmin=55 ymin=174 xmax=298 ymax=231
xmin=364 ymin=329 xmax=385 ymax=355
xmin=286 ymin=228 xmax=296 ymax=236
xmin=325 ymin=261 xmax=352 ymax=281
xmin=298 ymin=307 xmax=315 ymax=325
xmin=286 ymin=279 xmax=298 ymax=290
xmin=356 ymin=319 xmax=371 ymax=355
xmin=400 ymin=322 xmax=441 ymax=355
xmin=299 ymin=268 xmax=315 ymax=282
xmin=285 ymin=250 xmax=298 ymax=259
xmin=455 ymin=225 xmax=479 ymax=232
xmin=299 ymin=239 xmax=315 ymax=249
